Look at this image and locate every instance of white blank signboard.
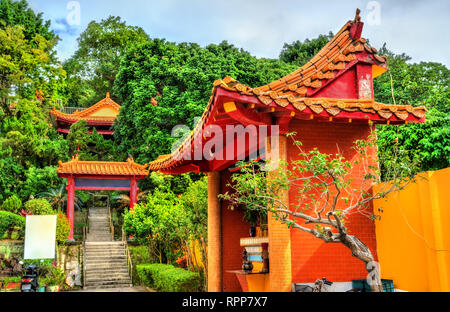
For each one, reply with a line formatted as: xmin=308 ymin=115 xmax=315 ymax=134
xmin=24 ymin=215 xmax=57 ymax=260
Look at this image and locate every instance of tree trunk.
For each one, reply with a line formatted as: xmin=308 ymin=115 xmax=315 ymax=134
xmin=341 ymin=234 xmax=383 ymax=292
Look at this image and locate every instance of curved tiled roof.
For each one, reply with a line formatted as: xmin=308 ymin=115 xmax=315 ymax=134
xmin=50 ymin=93 xmax=121 ymax=123
xmin=57 ymin=156 xmax=149 ymax=177
xmin=213 ymin=77 xmax=426 ymax=121
xmin=147 ymin=14 xmax=427 ymax=172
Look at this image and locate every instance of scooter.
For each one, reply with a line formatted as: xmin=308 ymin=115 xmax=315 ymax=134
xmin=20 ymin=265 xmax=40 ymax=292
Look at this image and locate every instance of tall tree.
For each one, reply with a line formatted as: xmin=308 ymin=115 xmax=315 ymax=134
xmin=113 ymin=39 xmax=296 ymax=164
xmin=64 ymin=16 xmax=149 ymax=106
xmin=0 ymin=0 xmax=55 ymax=41
xmin=374 ymin=45 xmax=450 ymax=174
xmin=279 ymin=32 xmax=333 ymax=66
xmin=220 ymin=133 xmax=419 ymax=292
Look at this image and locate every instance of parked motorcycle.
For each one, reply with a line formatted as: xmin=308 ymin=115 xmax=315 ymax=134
xmin=20 ymin=265 xmax=40 ymax=292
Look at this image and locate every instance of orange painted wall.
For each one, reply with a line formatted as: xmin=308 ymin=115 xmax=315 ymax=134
xmin=373 ymin=168 xmax=450 ymax=292
xmin=220 ymin=171 xmax=250 ymax=292
xmin=288 ymin=119 xmax=378 ymax=283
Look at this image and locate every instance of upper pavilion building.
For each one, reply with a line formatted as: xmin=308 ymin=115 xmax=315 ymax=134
xmin=50 ymin=93 xmax=120 ymax=136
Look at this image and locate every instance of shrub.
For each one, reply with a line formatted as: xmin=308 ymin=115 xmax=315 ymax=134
xmin=1 ymin=195 xmax=22 ymax=214
xmin=0 ymin=211 xmax=25 ymax=239
xmin=136 ymin=263 xmax=200 ymax=292
xmin=129 ymin=246 xmax=153 ymax=284
xmin=56 ymin=213 xmax=70 ymax=244
xmin=24 ymin=199 xmax=54 ymax=215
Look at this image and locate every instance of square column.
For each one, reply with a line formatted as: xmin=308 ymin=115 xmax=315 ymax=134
xmin=208 ymin=171 xmax=222 ymax=292
xmin=267 ymin=134 xmax=292 ymax=292
xmin=130 ymin=177 xmax=138 ymax=210
xmin=66 ymin=176 xmax=75 ymax=241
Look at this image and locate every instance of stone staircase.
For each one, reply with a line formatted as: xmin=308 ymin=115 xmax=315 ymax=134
xmin=84 ymin=207 xmax=132 ymax=289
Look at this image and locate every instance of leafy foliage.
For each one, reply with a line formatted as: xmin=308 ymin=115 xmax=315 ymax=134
xmin=136 ymin=263 xmax=201 ymax=292
xmin=0 ymin=210 xmax=25 ymax=239
xmin=23 ymin=198 xmax=53 ymax=215
xmin=64 ymin=16 xmax=149 ymax=107
xmin=55 ymin=213 xmax=70 ymax=244
xmin=123 ymin=187 xmax=186 ymax=263
xmin=37 ymin=184 xmax=83 ymax=212
xmin=373 ymin=46 xmax=450 ymax=174
xmin=0 ymin=0 xmax=55 ymax=42
xmin=1 ymin=195 xmax=22 ymax=214
xmin=113 ymin=39 xmax=296 ymax=164
xmin=279 ymin=33 xmax=333 ymax=66
xmin=0 ymin=24 xmax=65 ymax=114
xmin=220 ymin=134 xmax=420 ymax=291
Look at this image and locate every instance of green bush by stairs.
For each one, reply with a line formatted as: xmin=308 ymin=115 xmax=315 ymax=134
xmin=136 ymin=263 xmax=201 ymax=292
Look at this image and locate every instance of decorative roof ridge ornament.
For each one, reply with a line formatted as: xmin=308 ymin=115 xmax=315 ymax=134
xmin=349 ymin=8 xmax=364 ymax=40
xmin=354 ymin=8 xmax=361 ymax=23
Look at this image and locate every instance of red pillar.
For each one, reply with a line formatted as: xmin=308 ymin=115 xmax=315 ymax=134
xmin=130 ymin=177 xmax=138 ymax=210
xmin=66 ymin=176 xmax=75 ymax=241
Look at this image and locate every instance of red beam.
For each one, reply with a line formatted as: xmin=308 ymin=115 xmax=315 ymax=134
xmin=74 ymin=187 xmax=130 ymax=191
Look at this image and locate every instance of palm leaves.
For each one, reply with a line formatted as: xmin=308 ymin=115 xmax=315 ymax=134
xmin=37 ymin=184 xmax=83 ymax=212
xmin=112 ymin=191 xmax=149 ymax=209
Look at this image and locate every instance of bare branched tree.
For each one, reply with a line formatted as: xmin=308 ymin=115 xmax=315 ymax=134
xmin=220 ymin=131 xmax=420 ymax=292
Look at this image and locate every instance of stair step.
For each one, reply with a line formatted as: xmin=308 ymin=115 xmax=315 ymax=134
xmin=85 ymin=259 xmax=128 ymax=264
xmin=85 ymin=277 xmax=131 ymax=283
xmin=86 ymin=277 xmax=130 ymax=283
xmin=84 ymin=283 xmax=133 ymax=289
xmin=86 ymin=281 xmax=131 ymax=286
xmin=86 ymin=262 xmax=128 ymax=271
xmin=86 ymin=256 xmax=126 ymax=260
xmin=85 ymin=268 xmax=128 ymax=273
xmin=85 ymin=248 xmax=124 ymax=252
xmin=86 ymin=274 xmax=130 ymax=281
xmin=85 ymin=243 xmax=122 ymax=246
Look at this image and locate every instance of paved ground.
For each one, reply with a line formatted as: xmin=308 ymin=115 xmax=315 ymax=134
xmin=73 ymin=286 xmax=155 ymax=292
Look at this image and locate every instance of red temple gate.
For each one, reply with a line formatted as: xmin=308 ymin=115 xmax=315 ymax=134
xmin=57 ymin=156 xmax=149 ymax=241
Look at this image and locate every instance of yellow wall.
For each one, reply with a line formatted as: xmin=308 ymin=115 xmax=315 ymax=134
xmin=90 ymin=107 xmax=119 ymax=117
xmin=373 ymin=168 xmax=450 ymax=292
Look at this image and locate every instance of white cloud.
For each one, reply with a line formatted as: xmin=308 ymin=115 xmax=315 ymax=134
xmin=28 ymin=0 xmax=449 ymax=66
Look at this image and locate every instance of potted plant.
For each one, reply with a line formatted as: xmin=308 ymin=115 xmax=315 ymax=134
xmin=1 ymin=276 xmax=21 ymax=291
xmin=243 ymin=209 xmax=267 ymax=238
xmin=45 ymin=267 xmax=65 ymax=292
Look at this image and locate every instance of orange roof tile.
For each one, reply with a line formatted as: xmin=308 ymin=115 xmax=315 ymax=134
xmin=57 ymin=156 xmax=149 ymax=177
xmin=50 ymin=93 xmax=121 ymax=123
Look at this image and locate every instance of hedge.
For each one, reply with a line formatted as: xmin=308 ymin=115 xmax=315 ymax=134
xmin=0 ymin=211 xmax=25 ymax=239
xmin=136 ymin=263 xmax=201 ymax=292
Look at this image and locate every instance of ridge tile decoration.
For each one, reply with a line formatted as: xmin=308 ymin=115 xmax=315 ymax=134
xmin=148 ymin=15 xmax=427 ymax=173
xmin=57 ymin=156 xmax=149 ymax=177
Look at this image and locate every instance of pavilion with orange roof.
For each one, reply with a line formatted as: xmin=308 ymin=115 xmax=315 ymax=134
xmin=57 ymin=156 xmax=149 ymax=241
xmin=147 ymin=10 xmax=427 ymax=292
xmin=50 ymin=92 xmax=121 ymax=136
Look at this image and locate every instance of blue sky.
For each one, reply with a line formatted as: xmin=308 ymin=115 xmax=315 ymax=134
xmin=28 ymin=0 xmax=450 ymax=66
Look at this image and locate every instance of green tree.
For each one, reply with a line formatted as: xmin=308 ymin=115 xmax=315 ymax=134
xmin=373 ymin=45 xmax=449 ymax=174
xmin=179 ymin=177 xmax=208 ymax=289
xmin=64 ymin=16 xmax=149 ymax=107
xmin=114 ymin=39 xmax=296 ymax=164
xmin=279 ymin=32 xmax=333 ymax=66
xmin=123 ymin=188 xmax=187 ymax=264
xmin=0 ymin=0 xmax=55 ymax=41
